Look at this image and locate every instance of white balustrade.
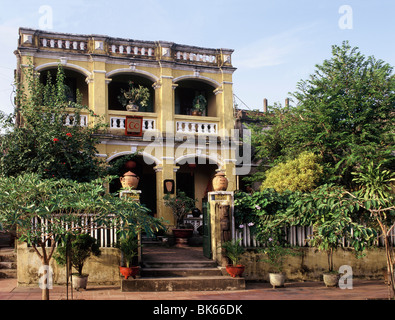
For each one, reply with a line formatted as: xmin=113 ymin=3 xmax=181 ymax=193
xmin=110 ymin=117 xmax=156 ymax=131
xmin=40 ymin=38 xmax=87 ymax=52
xmin=63 ymin=114 xmax=88 ymax=127
xmin=176 ymin=121 xmax=218 ymax=135
xmin=175 ymin=51 xmax=217 ymax=64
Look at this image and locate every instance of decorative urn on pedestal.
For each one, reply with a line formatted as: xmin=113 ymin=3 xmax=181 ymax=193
xmin=212 ymin=172 xmax=228 ymax=191
xmin=120 ymin=171 xmax=140 ymax=189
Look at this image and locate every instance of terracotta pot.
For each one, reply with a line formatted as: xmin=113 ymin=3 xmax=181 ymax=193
xmin=124 ymin=160 xmax=137 ymax=170
xmin=212 ymin=172 xmax=228 ymax=191
xmin=172 ymin=229 xmax=194 ymax=247
xmin=119 ymin=266 xmax=139 ymax=280
xmin=323 ymin=273 xmax=339 ymax=287
xmin=191 ymin=110 xmax=202 ymax=116
xmin=269 ymin=273 xmax=286 ymax=288
xmin=225 ymin=265 xmax=245 ymax=278
xmin=120 ymin=171 xmax=139 ymax=189
xmin=72 ymin=274 xmax=88 ymax=291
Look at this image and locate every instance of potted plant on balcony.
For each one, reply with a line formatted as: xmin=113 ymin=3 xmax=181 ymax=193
xmin=54 ymin=233 xmax=101 ymax=291
xmin=118 ymin=80 xmax=150 ymax=112
xmin=221 ymin=238 xmax=245 ymax=278
xmin=191 ymin=94 xmax=207 ymax=116
xmin=117 ymin=233 xmax=140 ymax=280
xmin=163 ymin=190 xmax=197 ymax=247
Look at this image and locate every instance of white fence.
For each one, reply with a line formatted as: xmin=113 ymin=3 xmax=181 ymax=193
xmin=234 ymin=223 xmax=395 ymax=249
xmin=32 ymin=215 xmax=118 ymax=248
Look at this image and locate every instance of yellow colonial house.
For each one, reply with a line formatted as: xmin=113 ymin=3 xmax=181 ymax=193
xmin=15 ymin=27 xmax=239 ymax=228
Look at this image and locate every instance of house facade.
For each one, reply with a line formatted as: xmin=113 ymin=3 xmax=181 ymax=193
xmin=16 ymin=28 xmax=239 ymax=227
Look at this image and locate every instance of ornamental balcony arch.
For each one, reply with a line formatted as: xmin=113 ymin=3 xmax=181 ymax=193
xmin=106 ymin=69 xmax=158 ymax=112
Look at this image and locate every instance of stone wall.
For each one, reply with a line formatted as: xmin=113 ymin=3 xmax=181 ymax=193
xmin=240 ymin=247 xmax=388 ymax=282
xmin=17 ymin=243 xmax=121 ymax=286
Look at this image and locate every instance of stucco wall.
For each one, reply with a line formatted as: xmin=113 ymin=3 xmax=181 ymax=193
xmin=240 ymin=247 xmax=388 ymax=282
xmin=17 ymin=243 xmax=121 ymax=287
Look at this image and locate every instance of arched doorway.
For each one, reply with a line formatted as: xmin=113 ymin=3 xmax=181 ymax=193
xmin=108 ymin=154 xmax=157 ymax=216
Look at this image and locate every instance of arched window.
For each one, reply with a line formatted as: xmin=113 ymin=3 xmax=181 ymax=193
xmin=108 ymin=74 xmax=155 ymax=112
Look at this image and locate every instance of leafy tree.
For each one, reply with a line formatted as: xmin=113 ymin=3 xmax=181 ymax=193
xmin=350 ymin=162 xmax=395 ymax=299
xmin=249 ymin=42 xmax=395 ymax=188
xmin=260 ymin=152 xmax=323 ymax=193
xmin=0 ymin=173 xmax=165 ymax=300
xmin=0 ymin=63 xmax=107 ymax=182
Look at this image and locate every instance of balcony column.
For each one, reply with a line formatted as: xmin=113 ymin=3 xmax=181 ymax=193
xmin=86 ymin=66 xmax=107 ymax=125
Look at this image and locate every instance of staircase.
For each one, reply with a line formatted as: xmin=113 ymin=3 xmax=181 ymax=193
xmin=121 ymin=241 xmax=245 ymax=292
xmin=0 ymin=247 xmax=17 ymax=279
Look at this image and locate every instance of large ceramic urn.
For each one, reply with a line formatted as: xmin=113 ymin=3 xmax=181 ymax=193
xmin=212 ymin=172 xmax=228 ymax=191
xmin=120 ymin=171 xmax=139 ymax=189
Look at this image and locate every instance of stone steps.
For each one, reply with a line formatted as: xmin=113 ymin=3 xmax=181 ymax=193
xmin=121 ymin=246 xmax=245 ymax=292
xmin=121 ymin=276 xmax=245 ymax=292
xmin=141 ymin=267 xmax=222 ymax=278
xmin=0 ymin=248 xmax=17 ymax=279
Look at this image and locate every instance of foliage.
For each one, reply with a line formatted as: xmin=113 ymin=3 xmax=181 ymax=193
xmin=221 ymin=238 xmax=245 ymax=266
xmin=163 ymin=190 xmax=197 ymax=228
xmin=285 ymin=184 xmax=377 ymax=272
xmin=106 ymin=153 xmax=139 ymax=177
xmin=116 ymin=233 xmax=139 ymax=268
xmin=118 ymin=80 xmax=150 ymax=109
xmin=260 ymin=152 xmax=323 ymax=193
xmin=234 ymin=189 xmax=293 ymax=233
xmin=248 ymin=41 xmax=395 ymax=188
xmin=259 ymin=235 xmax=301 ymax=273
xmin=0 ymin=64 xmax=108 ymax=182
xmin=192 ymin=94 xmax=207 ymax=113
xmin=0 ymin=173 xmax=165 ymax=299
xmin=54 ymin=233 xmax=101 ymax=276
xmin=351 ymin=162 xmax=395 ymax=299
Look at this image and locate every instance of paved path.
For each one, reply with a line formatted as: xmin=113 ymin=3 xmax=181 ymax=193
xmin=0 ymin=278 xmax=390 ymax=300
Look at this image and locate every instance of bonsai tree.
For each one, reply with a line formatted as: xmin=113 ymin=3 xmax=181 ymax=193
xmin=118 ymin=81 xmax=150 ymax=111
xmin=163 ymin=190 xmax=197 ymax=228
xmin=221 ymin=238 xmax=245 ymax=266
xmin=54 ymin=233 xmax=101 ymax=277
xmin=192 ymin=94 xmax=207 ymax=115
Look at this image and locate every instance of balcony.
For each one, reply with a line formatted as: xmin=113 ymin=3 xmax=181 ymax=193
xmin=108 ymin=111 xmax=157 ymax=135
xmin=174 ymin=115 xmax=219 ymax=135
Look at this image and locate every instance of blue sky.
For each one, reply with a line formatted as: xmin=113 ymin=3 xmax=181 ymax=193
xmin=0 ymin=0 xmax=394 ymax=114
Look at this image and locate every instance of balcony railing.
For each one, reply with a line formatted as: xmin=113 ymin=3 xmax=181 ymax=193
xmin=175 ymin=120 xmax=218 ymax=135
xmin=109 ymin=117 xmax=156 ymax=131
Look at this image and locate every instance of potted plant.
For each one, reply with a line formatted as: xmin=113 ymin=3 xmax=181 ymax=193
xmin=117 ymin=234 xmax=140 ymax=280
xmin=54 ymin=233 xmax=101 ymax=291
xmin=163 ymin=190 xmax=197 ymax=247
xmin=260 ymin=236 xmax=299 ymax=288
xmin=221 ymin=238 xmax=245 ymax=278
xmin=118 ymin=80 xmax=150 ymax=112
xmin=191 ymin=94 xmax=207 ymax=116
